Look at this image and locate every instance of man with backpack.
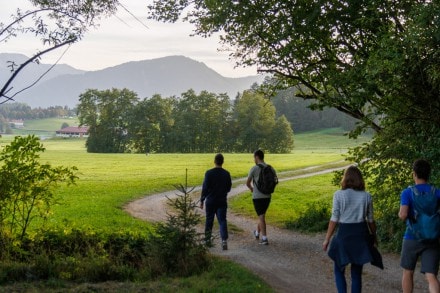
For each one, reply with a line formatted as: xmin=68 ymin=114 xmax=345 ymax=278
xmin=399 ymin=159 xmax=440 ymax=293
xmin=246 ymin=150 xmax=278 ymax=245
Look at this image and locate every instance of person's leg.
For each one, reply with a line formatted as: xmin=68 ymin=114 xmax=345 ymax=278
xmin=425 ymin=273 xmax=440 ymax=293
xmin=204 ymin=203 xmax=215 ymax=245
xmin=259 ymin=198 xmax=270 ymax=239
xmin=334 ymin=263 xmax=347 ymax=293
xmin=420 ymin=242 xmax=440 ymax=293
xmin=400 ymin=239 xmax=419 ymax=293
xmin=252 ymin=199 xmax=261 ymax=236
xmin=351 ymin=264 xmax=363 ymax=293
xmin=402 ymin=270 xmax=414 ymax=293
xmin=259 ymin=214 xmax=267 ymax=237
xmin=216 ymin=205 xmax=228 ymax=241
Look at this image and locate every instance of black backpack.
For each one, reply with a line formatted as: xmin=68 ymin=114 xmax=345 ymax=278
xmin=256 ymin=164 xmax=278 ymax=194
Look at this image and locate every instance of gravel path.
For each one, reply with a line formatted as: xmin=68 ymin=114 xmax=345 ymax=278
xmin=125 ymin=166 xmax=428 ymax=293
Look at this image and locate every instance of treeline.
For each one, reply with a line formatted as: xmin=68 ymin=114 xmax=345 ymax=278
xmin=77 ymin=88 xmax=294 ymax=154
xmin=0 ymin=103 xmax=75 ymax=120
xmin=272 ymin=88 xmax=357 ymax=132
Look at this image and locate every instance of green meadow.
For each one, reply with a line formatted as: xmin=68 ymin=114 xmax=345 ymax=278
xmin=0 ymin=128 xmax=368 ymax=233
xmin=0 ymin=127 xmax=369 ymax=290
xmin=230 ymin=173 xmax=335 ymax=227
xmin=12 ymin=117 xmax=80 ymax=136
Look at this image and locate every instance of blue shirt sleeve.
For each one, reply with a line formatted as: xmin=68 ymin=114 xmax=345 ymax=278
xmin=400 ymin=188 xmax=412 ymax=206
xmin=436 ymin=188 xmax=440 ymax=199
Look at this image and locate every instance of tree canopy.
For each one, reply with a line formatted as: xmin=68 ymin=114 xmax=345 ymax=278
xmin=77 ymin=88 xmax=294 ymax=154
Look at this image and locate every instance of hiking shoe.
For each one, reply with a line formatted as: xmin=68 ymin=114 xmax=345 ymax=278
xmin=259 ymin=239 xmax=269 ymax=245
xmin=253 ymin=230 xmax=259 ymax=240
xmin=222 ymin=240 xmax=228 ymax=251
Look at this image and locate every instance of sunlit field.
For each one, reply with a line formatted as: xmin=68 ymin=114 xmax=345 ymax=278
xmin=230 ymin=173 xmax=335 ymax=227
xmin=0 ymin=128 xmax=368 ymax=232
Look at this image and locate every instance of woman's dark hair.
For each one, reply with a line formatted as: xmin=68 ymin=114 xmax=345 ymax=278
xmin=341 ymin=166 xmax=365 ymax=191
xmin=413 ymin=159 xmax=431 ymax=181
xmin=254 ymin=149 xmax=264 ymax=160
xmin=214 ymin=153 xmax=224 ymax=166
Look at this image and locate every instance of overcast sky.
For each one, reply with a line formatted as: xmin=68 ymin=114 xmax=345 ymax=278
xmin=1 ymin=0 xmax=257 ymax=78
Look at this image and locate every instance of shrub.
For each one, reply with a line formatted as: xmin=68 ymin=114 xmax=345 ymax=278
xmin=285 ymin=201 xmax=331 ymax=233
xmin=149 ymin=183 xmax=208 ymax=277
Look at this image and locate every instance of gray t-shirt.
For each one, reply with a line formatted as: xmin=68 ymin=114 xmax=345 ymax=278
xmin=248 ymin=163 xmax=271 ymax=199
xmin=330 ymin=189 xmax=374 ymax=223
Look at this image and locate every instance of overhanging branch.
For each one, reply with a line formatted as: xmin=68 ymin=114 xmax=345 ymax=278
xmin=0 ymin=37 xmax=77 ymax=103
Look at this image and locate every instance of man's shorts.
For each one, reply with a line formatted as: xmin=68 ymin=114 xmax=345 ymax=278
xmin=253 ymin=198 xmax=271 ymax=216
xmin=400 ymin=239 xmax=440 ymax=274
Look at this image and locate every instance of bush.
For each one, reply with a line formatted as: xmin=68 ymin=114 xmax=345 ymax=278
xmin=0 ymin=228 xmax=153 ymax=284
xmin=285 ymin=201 xmax=331 ymax=233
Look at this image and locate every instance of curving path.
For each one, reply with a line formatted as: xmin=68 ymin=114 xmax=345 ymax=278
xmin=125 ymin=165 xmax=427 ymax=293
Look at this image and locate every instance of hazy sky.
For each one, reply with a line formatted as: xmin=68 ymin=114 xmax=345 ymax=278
xmin=1 ymin=0 xmax=257 ymax=77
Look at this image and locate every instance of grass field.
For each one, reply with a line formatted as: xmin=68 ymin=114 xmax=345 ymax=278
xmin=0 ymin=128 xmax=368 ymax=290
xmin=12 ymin=117 xmax=79 ymax=136
xmin=0 ymin=128 xmax=367 ymax=232
xmin=230 ymin=173 xmax=335 ymax=228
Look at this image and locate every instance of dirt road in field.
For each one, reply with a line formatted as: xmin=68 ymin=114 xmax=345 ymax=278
xmin=125 ymin=165 xmax=427 ymax=293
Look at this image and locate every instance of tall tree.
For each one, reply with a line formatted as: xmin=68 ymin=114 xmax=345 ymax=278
xmin=77 ymin=88 xmax=138 ymax=153
xmin=130 ymin=94 xmax=174 ymax=153
xmin=172 ymin=90 xmax=230 ymax=153
xmin=1 ymin=0 xmax=119 ymax=103
xmin=234 ymin=90 xmax=276 ymax=152
xmin=269 ymin=115 xmax=294 ymax=153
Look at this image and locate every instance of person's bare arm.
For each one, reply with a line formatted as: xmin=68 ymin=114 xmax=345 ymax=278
xmin=399 ymin=205 xmax=409 ymax=221
xmin=246 ymin=177 xmax=253 ymax=192
xmin=322 ymin=220 xmax=337 ymax=251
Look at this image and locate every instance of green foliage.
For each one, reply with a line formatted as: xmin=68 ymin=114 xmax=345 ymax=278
xmin=78 ymin=88 xmax=295 ymax=153
xmin=272 ymin=89 xmax=357 ymax=133
xmin=285 ymin=201 xmax=331 ymax=233
xmin=0 ymin=256 xmax=273 ymax=292
xmin=270 ymin=115 xmax=294 ymax=153
xmin=0 ymin=228 xmax=152 ymax=283
xmin=150 ymin=182 xmax=207 ymax=276
xmin=78 ymin=88 xmax=138 ymax=153
xmin=234 ymin=90 xmax=287 ymax=152
xmin=0 ymin=135 xmax=77 ymax=241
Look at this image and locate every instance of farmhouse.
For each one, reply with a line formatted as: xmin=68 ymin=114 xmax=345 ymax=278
xmin=56 ymin=126 xmax=89 ymax=138
xmin=9 ymin=119 xmax=24 ymax=128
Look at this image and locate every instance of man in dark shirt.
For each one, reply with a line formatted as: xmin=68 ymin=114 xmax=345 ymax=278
xmin=200 ymin=153 xmax=232 ymax=250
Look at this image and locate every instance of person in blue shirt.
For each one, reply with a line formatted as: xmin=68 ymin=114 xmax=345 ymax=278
xmin=200 ymin=154 xmax=232 ymax=250
xmin=399 ymin=159 xmax=440 ymax=293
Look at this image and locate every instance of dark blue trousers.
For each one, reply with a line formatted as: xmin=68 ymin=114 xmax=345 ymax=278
xmin=205 ymin=201 xmax=228 ymax=241
xmin=334 ymin=262 xmax=363 ymax=293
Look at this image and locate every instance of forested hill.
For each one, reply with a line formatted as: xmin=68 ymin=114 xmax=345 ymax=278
xmin=0 ymin=54 xmax=263 ymax=108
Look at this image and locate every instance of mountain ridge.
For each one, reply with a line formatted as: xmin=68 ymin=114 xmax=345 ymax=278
xmin=0 ymin=54 xmax=262 ymax=108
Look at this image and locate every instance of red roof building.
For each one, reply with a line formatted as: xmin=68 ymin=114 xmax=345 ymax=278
xmin=56 ymin=126 xmax=89 ymax=138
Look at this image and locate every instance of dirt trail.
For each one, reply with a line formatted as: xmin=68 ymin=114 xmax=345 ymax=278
xmin=125 ymin=166 xmax=427 ymax=293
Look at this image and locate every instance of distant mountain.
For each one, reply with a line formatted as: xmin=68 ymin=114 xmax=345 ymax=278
xmin=0 ymin=54 xmax=263 ymax=108
xmin=0 ymin=53 xmax=85 ymax=98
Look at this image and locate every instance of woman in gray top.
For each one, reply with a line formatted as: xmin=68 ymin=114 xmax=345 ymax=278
xmin=323 ymin=166 xmax=382 ymax=293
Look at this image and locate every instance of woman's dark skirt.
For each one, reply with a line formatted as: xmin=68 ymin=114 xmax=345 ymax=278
xmin=328 ymin=222 xmax=383 ymax=271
